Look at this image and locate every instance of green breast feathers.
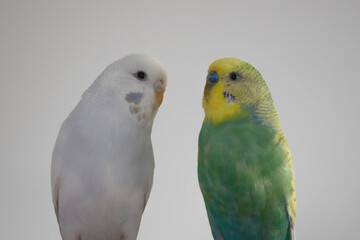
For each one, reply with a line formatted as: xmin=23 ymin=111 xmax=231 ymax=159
xmin=198 ymin=115 xmax=293 ymax=240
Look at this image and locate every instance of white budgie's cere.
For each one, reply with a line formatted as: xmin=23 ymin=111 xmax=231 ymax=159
xmin=51 ymin=54 xmax=167 ymax=240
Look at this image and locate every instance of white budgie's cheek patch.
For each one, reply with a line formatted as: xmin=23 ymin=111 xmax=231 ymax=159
xmin=126 ymin=92 xmax=149 ymax=121
xmin=125 ymin=92 xmax=143 ymax=104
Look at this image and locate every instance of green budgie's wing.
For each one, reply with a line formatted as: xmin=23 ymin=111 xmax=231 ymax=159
xmin=276 ymin=134 xmax=296 ymax=238
xmin=198 ymin=118 xmax=294 ymax=240
xmin=286 ymin=152 xmax=296 ymax=240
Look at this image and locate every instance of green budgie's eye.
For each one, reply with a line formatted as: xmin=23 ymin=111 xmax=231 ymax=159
xmin=230 ymin=72 xmax=241 ymax=81
xmin=136 ymin=71 xmax=147 ymax=80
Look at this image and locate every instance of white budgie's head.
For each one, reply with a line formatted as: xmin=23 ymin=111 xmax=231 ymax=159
xmin=84 ymin=54 xmax=167 ymax=126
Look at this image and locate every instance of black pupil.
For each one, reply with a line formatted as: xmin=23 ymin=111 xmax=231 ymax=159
xmin=230 ymin=73 xmax=237 ymax=80
xmin=137 ymin=71 xmax=146 ymax=79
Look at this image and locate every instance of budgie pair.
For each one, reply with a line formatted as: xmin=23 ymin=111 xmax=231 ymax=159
xmin=51 ymin=54 xmax=296 ymax=240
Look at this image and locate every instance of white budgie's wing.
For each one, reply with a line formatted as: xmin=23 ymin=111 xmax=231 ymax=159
xmin=52 ymin=179 xmax=60 ymax=222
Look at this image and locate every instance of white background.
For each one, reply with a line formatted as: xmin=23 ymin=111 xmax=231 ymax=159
xmin=1 ymin=1 xmax=359 ymax=239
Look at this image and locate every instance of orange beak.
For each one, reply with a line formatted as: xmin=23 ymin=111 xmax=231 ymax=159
xmin=153 ymin=79 xmax=166 ymax=109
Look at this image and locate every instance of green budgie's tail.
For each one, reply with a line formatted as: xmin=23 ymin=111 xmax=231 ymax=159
xmin=285 ymin=206 xmax=295 ymax=240
xmin=285 ymin=224 xmax=296 ymax=240
xmin=285 ymin=225 xmax=291 ymax=240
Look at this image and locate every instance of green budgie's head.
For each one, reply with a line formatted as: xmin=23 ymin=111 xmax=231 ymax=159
xmin=202 ymin=58 xmax=272 ymax=125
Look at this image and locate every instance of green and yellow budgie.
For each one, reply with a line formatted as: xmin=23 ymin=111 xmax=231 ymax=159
xmin=198 ymin=58 xmax=296 ymax=240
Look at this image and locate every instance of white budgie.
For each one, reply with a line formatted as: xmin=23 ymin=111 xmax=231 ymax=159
xmin=51 ymin=54 xmax=167 ymax=240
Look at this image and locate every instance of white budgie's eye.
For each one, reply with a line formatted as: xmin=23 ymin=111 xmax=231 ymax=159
xmin=135 ymin=71 xmax=147 ymax=81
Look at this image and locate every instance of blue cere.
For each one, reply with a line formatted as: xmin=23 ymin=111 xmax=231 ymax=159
xmin=207 ymin=72 xmax=219 ymax=84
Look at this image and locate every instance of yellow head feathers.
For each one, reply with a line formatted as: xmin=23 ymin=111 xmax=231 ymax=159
xmin=202 ymin=58 xmax=272 ymax=125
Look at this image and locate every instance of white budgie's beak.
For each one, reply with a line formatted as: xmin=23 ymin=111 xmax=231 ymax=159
xmin=153 ymin=79 xmax=166 ymax=109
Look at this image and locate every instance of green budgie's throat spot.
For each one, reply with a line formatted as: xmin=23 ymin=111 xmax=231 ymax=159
xmin=223 ymin=91 xmax=235 ymax=105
